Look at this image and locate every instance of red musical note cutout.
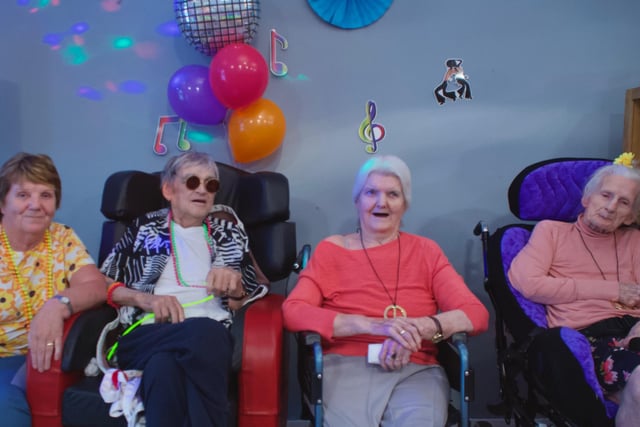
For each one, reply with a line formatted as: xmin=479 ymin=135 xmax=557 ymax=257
xmin=153 ymin=116 xmax=191 ymax=155
xmin=270 ymin=29 xmax=288 ymax=77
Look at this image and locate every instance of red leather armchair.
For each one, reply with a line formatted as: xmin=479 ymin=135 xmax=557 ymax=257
xmin=26 ymin=163 xmax=298 ymax=427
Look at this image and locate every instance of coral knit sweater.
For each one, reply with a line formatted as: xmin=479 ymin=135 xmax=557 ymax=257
xmin=508 ymin=215 xmax=640 ymax=329
xmin=282 ymin=232 xmax=489 ymax=365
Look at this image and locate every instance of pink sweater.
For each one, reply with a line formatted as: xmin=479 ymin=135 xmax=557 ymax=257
xmin=282 ymin=232 xmax=489 ymax=365
xmin=508 ymin=216 xmax=640 ymax=329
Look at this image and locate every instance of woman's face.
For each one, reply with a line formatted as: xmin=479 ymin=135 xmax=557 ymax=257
xmin=162 ymin=163 xmax=218 ymax=227
xmin=356 ymin=172 xmax=406 ymax=237
xmin=581 ymin=174 xmax=640 ymax=233
xmin=1 ymin=180 xmax=57 ymax=237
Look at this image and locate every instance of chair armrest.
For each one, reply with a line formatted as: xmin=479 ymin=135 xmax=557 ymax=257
xmin=26 ymin=305 xmax=117 ymax=427
xmin=437 ymin=332 xmax=473 ymax=427
xmin=297 ymin=330 xmax=323 ymax=425
xmin=437 ymin=332 xmax=473 ymax=397
xmin=237 ymin=294 xmax=286 ymax=427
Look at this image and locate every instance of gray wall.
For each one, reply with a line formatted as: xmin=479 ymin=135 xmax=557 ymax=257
xmin=2 ymin=0 xmax=640 ymax=419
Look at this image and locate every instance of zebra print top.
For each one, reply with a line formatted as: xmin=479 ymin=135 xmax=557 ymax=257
xmin=100 ymin=205 xmax=268 ymax=326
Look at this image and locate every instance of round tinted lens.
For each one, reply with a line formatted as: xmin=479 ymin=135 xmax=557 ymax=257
xmin=206 ymin=179 xmax=220 ymax=193
xmin=185 ymin=175 xmax=200 ymax=190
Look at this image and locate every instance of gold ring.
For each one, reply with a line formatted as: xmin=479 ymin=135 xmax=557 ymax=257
xmin=46 ymin=342 xmax=54 ymax=347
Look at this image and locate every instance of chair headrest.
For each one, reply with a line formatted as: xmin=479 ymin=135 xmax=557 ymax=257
xmin=101 ymin=171 xmax=165 ymax=221
xmin=101 ymin=163 xmax=290 ymax=226
xmin=508 ymin=158 xmax=611 ymax=222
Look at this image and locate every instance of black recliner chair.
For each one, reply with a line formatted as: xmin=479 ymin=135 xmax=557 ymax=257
xmin=27 ymin=162 xmax=302 ymax=427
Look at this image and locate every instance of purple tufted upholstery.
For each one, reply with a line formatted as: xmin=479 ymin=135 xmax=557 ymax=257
xmin=509 ymin=158 xmax=610 ymax=221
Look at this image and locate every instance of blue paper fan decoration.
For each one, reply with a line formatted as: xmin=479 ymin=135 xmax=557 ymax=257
xmin=307 ymin=0 xmax=393 ymax=29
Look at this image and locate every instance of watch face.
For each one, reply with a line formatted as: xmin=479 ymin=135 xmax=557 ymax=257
xmin=432 ymin=333 xmax=445 ymax=343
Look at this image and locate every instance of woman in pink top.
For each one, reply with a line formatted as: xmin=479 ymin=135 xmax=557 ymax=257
xmin=508 ymin=162 xmax=640 ymax=427
xmin=283 ymin=155 xmax=488 ymax=427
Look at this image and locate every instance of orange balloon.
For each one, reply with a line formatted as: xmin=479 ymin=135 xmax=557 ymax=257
xmin=228 ymin=98 xmax=287 ymax=163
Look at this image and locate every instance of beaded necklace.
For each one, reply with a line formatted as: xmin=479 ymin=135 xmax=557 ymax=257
xmin=168 ymin=212 xmax=213 ymax=288
xmin=0 ymin=226 xmax=54 ymax=325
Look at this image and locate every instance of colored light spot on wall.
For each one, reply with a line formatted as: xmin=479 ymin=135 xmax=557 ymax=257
xmin=77 ymin=86 xmax=103 ymax=101
xmin=113 ymin=37 xmax=133 ymax=49
xmin=70 ymin=22 xmax=89 ymax=34
xmin=72 ymin=35 xmax=85 ymax=46
xmin=119 ymin=80 xmax=146 ymax=94
xmin=63 ymin=45 xmax=88 ymax=65
xmin=42 ymin=33 xmax=64 ymax=47
xmin=101 ymin=0 xmax=121 ymax=12
xmin=18 ymin=0 xmax=60 ymax=8
xmin=133 ymin=42 xmax=160 ymax=59
xmin=186 ymin=131 xmax=214 ymax=144
xmin=156 ymin=20 xmax=181 ymax=37
xmin=105 ymin=81 xmax=118 ymax=92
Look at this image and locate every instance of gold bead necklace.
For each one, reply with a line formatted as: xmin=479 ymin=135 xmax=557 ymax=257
xmin=0 ymin=226 xmax=54 ymax=325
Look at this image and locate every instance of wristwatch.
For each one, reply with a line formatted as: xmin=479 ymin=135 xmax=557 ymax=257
xmin=429 ymin=315 xmax=444 ymax=343
xmin=53 ymin=295 xmax=73 ymax=315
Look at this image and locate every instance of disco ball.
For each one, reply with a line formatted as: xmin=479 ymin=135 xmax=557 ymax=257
xmin=174 ymin=0 xmax=260 ymax=57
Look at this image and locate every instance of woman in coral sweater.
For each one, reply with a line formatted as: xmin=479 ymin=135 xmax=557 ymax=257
xmin=283 ymin=155 xmax=488 ymax=427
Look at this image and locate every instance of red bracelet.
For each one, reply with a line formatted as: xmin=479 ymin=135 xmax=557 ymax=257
xmin=107 ymin=282 xmax=125 ymax=309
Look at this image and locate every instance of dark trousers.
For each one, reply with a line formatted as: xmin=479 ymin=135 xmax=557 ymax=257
xmin=117 ymin=317 xmax=232 ymax=427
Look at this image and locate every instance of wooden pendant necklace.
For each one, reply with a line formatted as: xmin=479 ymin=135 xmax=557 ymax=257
xmin=0 ymin=226 xmax=54 ymax=325
xmin=168 ymin=212 xmax=213 ymax=288
xmin=359 ymin=231 xmax=406 ymax=318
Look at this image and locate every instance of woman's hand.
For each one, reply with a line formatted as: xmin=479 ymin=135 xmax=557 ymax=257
xmin=379 ymin=338 xmax=412 ymax=371
xmin=618 ymin=283 xmax=640 ymax=308
xmin=620 ymin=320 xmax=640 ymax=348
xmin=28 ymin=299 xmax=66 ymax=372
xmin=206 ymin=266 xmax=244 ymax=299
xmin=370 ymin=318 xmax=422 ymax=352
xmin=138 ymin=293 xmax=185 ymax=324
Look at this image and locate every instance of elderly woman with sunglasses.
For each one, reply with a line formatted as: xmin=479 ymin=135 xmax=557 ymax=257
xmin=101 ymin=151 xmax=268 ymax=427
xmin=0 ymin=153 xmax=106 ymax=427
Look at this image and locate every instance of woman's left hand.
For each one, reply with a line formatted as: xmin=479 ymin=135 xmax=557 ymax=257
xmin=620 ymin=320 xmax=640 ymax=348
xmin=379 ymin=338 xmax=412 ymax=371
xmin=27 ymin=299 xmax=66 ymax=372
xmin=205 ymin=266 xmax=244 ymax=299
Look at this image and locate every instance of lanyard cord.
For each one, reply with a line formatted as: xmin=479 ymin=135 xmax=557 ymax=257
xmin=106 ymin=294 xmax=214 ymax=361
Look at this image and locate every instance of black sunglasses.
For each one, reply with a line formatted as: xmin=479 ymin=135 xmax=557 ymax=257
xmin=183 ymin=175 xmax=220 ymax=193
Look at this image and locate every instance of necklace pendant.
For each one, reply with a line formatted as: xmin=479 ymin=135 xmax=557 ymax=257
xmin=383 ymin=304 xmax=407 ymax=319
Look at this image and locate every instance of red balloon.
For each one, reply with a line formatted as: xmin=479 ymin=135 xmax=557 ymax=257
xmin=209 ymin=43 xmax=268 ymax=110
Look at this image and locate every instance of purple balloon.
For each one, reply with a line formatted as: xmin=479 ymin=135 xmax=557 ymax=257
xmin=167 ymin=64 xmax=227 ymax=125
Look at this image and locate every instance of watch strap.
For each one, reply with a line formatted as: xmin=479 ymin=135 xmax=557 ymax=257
xmin=429 ymin=315 xmax=444 ymax=343
xmin=53 ymin=294 xmax=73 ymax=315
